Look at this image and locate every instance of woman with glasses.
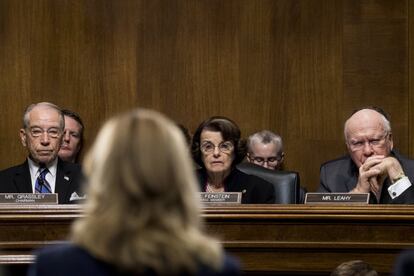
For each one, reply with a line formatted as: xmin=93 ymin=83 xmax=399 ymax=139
xmin=191 ymin=116 xmax=275 ymax=204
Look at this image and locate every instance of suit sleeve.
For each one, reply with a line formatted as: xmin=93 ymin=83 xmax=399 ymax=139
xmin=317 ymin=164 xmax=331 ymax=193
xmin=219 ymin=254 xmax=241 ymax=275
xmin=392 ymin=156 xmax=414 ymax=204
xmin=392 ymin=185 xmax=414 ymax=204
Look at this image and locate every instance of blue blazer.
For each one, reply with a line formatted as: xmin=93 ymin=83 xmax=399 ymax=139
xmin=28 ymin=243 xmax=241 ymax=276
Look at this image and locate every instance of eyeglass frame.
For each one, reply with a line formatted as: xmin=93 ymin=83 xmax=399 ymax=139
xmin=200 ymin=141 xmax=234 ymax=154
xmin=26 ymin=127 xmax=62 ymax=139
xmin=347 ymin=132 xmax=390 ymax=152
xmin=247 ymin=153 xmax=283 ymax=165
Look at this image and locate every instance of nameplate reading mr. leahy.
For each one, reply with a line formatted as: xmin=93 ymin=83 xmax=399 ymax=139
xmin=305 ymin=193 xmax=369 ymax=204
xmin=0 ymin=193 xmax=58 ymax=204
xmin=199 ymin=192 xmax=241 ymax=204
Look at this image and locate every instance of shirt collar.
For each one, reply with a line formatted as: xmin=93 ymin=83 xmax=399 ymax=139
xmin=27 ymin=157 xmax=58 ymax=177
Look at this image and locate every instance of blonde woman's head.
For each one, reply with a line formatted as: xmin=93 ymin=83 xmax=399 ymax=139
xmin=72 ymin=108 xmax=222 ymax=274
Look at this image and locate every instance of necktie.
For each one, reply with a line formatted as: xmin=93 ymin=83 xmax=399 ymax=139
xmin=35 ymin=168 xmax=52 ymax=193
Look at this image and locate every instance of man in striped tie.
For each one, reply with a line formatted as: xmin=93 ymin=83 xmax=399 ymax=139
xmin=0 ymin=102 xmax=84 ymax=204
xmin=35 ymin=167 xmax=52 ymax=194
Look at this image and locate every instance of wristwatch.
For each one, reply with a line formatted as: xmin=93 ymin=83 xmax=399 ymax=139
xmin=392 ymin=172 xmax=406 ymax=184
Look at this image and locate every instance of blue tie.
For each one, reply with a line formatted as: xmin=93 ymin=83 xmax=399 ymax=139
xmin=35 ymin=168 xmax=52 ymax=193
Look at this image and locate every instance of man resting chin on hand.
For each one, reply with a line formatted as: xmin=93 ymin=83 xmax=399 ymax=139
xmin=318 ymin=107 xmax=414 ymax=204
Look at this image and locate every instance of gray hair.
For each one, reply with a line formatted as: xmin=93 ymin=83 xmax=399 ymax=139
xmin=247 ymin=130 xmax=283 ymax=155
xmin=331 ymin=260 xmax=377 ymax=276
xmin=23 ymin=102 xmax=64 ymax=130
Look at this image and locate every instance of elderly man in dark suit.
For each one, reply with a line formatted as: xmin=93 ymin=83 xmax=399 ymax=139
xmin=318 ymin=107 xmax=414 ymax=204
xmin=0 ymin=102 xmax=83 ymax=204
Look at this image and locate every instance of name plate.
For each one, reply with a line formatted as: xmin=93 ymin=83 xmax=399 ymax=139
xmin=199 ymin=192 xmax=242 ymax=204
xmin=0 ymin=193 xmax=58 ymax=204
xmin=305 ymin=193 xmax=370 ymax=204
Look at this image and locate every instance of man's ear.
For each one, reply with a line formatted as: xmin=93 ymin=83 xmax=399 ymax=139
xmin=279 ymin=152 xmax=285 ymax=164
xmin=246 ymin=153 xmax=252 ymax=162
xmin=19 ymin=129 xmax=27 ymax=147
xmin=389 ymin=132 xmax=394 ymax=150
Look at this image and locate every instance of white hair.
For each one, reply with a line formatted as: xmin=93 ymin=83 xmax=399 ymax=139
xmin=247 ymin=130 xmax=283 ymax=154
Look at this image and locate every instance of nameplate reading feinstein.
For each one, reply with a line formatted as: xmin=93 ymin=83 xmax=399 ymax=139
xmin=199 ymin=192 xmax=241 ymax=204
xmin=0 ymin=193 xmax=58 ymax=204
xmin=305 ymin=193 xmax=369 ymax=204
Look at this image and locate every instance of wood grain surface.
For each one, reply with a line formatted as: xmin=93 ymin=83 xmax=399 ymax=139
xmin=0 ymin=0 xmax=412 ymax=193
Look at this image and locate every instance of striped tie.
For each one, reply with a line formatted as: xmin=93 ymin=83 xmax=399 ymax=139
xmin=35 ymin=168 xmax=52 ymax=193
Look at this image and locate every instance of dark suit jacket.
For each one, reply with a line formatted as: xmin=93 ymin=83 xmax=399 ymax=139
xmin=196 ymin=167 xmax=275 ymax=204
xmin=394 ymin=249 xmax=414 ymax=276
xmin=318 ymin=151 xmax=414 ymax=204
xmin=28 ymin=243 xmax=241 ymax=276
xmin=0 ymin=158 xmax=83 ymax=204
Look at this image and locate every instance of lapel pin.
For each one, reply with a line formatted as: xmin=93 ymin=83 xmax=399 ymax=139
xmin=64 ymin=176 xmax=70 ymax=181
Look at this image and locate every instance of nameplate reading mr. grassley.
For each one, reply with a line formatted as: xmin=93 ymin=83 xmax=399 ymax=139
xmin=0 ymin=193 xmax=58 ymax=204
xmin=305 ymin=193 xmax=369 ymax=204
xmin=199 ymin=192 xmax=241 ymax=204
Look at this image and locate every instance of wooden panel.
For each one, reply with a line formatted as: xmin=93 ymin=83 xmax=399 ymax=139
xmin=0 ymin=1 xmax=140 ymax=165
xmin=0 ymin=0 xmax=412 ymax=194
xmin=205 ymin=205 xmax=414 ymax=275
xmin=410 ymin=0 xmax=414 ymax=158
xmin=0 ymin=205 xmax=413 ymax=275
xmin=343 ymin=0 xmax=409 ymax=153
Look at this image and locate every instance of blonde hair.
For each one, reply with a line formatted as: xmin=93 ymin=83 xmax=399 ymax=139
xmin=72 ymin=109 xmax=223 ymax=274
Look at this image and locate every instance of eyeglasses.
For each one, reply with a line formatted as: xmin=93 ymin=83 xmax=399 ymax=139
xmin=200 ymin=141 xmax=234 ymax=154
xmin=348 ymin=133 xmax=389 ymax=151
xmin=28 ymin=127 xmax=62 ymax=138
xmin=249 ymin=155 xmax=282 ymax=165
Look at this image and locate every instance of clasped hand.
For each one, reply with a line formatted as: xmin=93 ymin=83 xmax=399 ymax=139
xmin=352 ymin=156 xmax=404 ymax=194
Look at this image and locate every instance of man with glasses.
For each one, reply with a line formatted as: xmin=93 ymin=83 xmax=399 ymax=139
xmin=246 ymin=130 xmax=307 ymax=203
xmin=318 ymin=107 xmax=414 ymax=204
xmin=0 ymin=102 xmax=83 ymax=204
xmin=247 ymin=130 xmax=284 ymax=170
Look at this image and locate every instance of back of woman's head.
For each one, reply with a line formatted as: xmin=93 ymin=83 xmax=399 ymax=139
xmin=83 ymin=109 xmax=198 ymax=220
xmin=72 ymin=108 xmax=222 ymax=274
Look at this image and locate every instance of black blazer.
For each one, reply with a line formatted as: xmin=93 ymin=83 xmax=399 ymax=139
xmin=394 ymin=249 xmax=414 ymax=276
xmin=28 ymin=243 xmax=241 ymax=276
xmin=318 ymin=150 xmax=414 ymax=204
xmin=196 ymin=167 xmax=275 ymax=204
xmin=0 ymin=158 xmax=83 ymax=204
